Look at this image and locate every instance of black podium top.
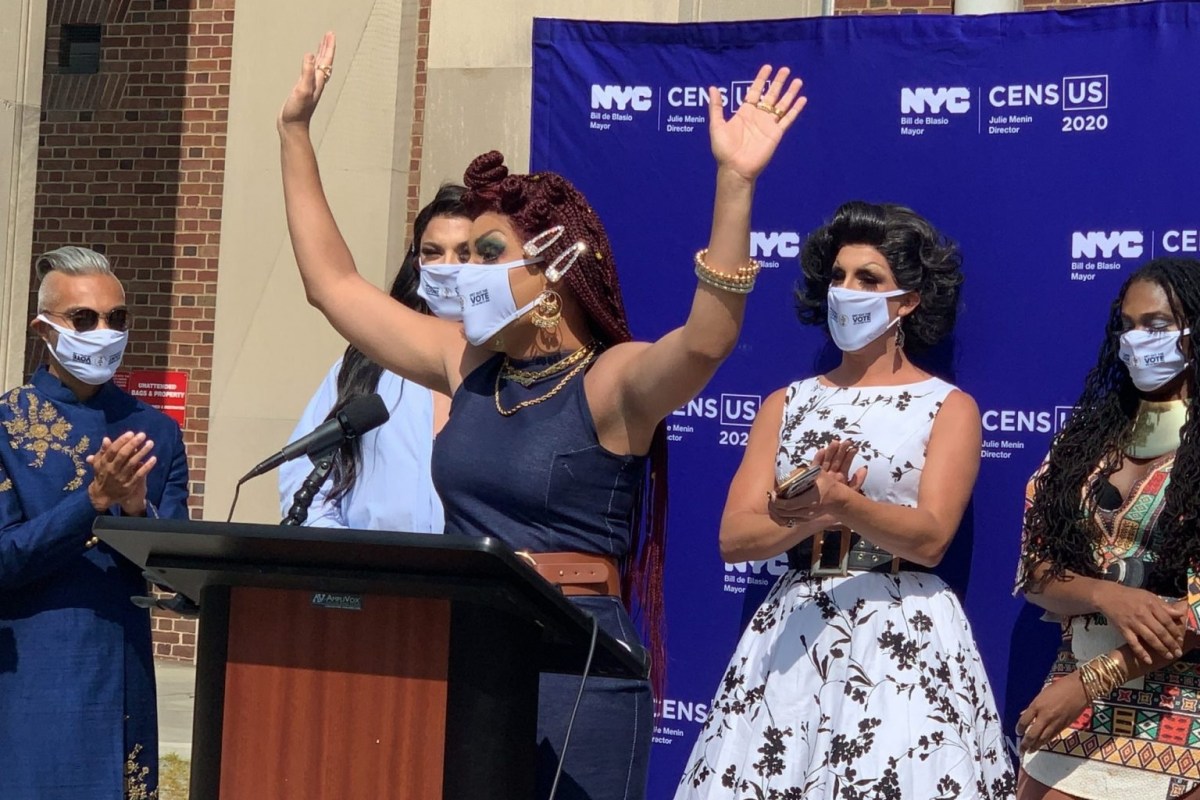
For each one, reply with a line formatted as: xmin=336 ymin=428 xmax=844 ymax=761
xmin=94 ymin=517 xmax=649 ymax=681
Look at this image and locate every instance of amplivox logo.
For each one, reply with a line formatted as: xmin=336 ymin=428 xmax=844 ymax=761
xmin=900 ymin=87 xmax=971 ymax=115
xmin=751 ymin=231 xmax=801 ymax=260
xmin=590 ymin=84 xmax=652 ymax=112
xmin=1071 ymin=231 xmax=1143 ymax=260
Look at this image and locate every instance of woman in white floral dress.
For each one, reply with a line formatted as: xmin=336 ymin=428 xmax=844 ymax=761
xmin=677 ymin=201 xmax=1016 ymax=800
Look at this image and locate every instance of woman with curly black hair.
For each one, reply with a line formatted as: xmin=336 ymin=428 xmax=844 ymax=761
xmin=1015 ymin=259 xmax=1200 ymax=800
xmin=677 ymin=201 xmax=1015 ymax=800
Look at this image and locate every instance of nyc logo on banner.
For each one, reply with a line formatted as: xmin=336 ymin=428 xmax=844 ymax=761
xmin=532 ymin=5 xmax=1200 ymax=795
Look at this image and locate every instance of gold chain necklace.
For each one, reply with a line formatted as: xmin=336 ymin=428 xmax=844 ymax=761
xmin=501 ymin=342 xmax=598 ymax=387
xmin=494 ymin=346 xmax=599 ymax=417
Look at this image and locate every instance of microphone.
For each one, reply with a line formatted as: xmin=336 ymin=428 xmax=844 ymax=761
xmin=239 ymin=393 xmax=389 ymax=482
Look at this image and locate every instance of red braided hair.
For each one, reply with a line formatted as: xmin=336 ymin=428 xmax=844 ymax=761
xmin=463 ymin=151 xmax=669 ymax=698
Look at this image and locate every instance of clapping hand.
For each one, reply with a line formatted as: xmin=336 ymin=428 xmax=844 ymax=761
xmin=87 ymin=431 xmax=157 ymax=516
xmin=768 ymin=439 xmax=866 ymax=528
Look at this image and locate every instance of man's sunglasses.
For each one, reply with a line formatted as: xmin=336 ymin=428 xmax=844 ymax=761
xmin=43 ymin=307 xmax=130 ymax=333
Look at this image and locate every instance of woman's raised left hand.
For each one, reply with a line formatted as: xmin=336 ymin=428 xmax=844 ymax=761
xmin=708 ymin=65 xmax=807 ymax=182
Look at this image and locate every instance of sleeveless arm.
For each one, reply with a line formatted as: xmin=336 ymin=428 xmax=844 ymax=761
xmin=279 ymin=128 xmax=477 ymax=395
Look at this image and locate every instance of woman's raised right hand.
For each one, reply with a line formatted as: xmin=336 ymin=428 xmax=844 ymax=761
xmin=278 ymin=31 xmax=336 ymax=133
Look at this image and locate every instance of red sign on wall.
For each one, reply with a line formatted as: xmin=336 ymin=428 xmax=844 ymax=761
xmin=113 ymin=370 xmax=188 ymax=427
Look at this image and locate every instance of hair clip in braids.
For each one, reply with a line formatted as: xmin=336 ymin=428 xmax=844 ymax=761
xmin=523 ymin=225 xmax=565 ymax=258
xmin=545 ymin=242 xmax=587 ymax=284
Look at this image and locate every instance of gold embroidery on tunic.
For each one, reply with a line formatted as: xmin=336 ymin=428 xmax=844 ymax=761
xmin=124 ymin=743 xmax=158 ymax=800
xmin=2 ymin=387 xmax=90 ymax=491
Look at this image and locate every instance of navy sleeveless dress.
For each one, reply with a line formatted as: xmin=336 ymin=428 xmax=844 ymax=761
xmin=431 ymin=353 xmax=653 ymax=800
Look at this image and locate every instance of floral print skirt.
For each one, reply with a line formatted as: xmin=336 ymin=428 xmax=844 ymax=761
xmin=676 ymin=569 xmax=1016 ymax=800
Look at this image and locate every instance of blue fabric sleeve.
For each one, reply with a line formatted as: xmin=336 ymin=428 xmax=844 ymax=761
xmin=157 ymin=424 xmax=191 ymax=521
xmin=0 ymin=471 xmax=98 ymax=590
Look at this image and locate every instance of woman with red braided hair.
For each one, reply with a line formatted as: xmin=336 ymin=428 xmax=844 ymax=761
xmin=278 ymin=32 xmax=805 ymax=800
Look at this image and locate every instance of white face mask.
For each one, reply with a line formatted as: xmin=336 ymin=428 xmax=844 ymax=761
xmin=826 ymin=287 xmax=909 ymax=352
xmin=455 ymin=257 xmax=545 ymax=347
xmin=38 ymin=316 xmax=128 ymax=385
xmin=1119 ymin=328 xmax=1191 ymax=392
xmin=415 ymin=261 xmax=465 ymax=321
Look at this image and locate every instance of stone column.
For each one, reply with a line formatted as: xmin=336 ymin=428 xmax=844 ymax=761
xmin=0 ymin=1 xmax=48 ymax=388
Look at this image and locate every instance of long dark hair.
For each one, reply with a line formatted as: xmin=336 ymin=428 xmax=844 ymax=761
xmin=324 ymin=184 xmax=469 ymax=502
xmin=1019 ymin=258 xmax=1200 ymax=595
xmin=460 ymin=151 xmax=670 ymax=697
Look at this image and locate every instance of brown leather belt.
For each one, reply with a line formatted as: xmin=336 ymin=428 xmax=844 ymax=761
xmin=516 ymin=551 xmax=621 ymax=597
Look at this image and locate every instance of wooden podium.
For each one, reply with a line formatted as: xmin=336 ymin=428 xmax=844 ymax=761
xmin=94 ymin=518 xmax=649 ymax=800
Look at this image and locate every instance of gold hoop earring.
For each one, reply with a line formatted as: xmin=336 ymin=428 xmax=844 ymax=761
xmin=532 ymin=290 xmax=563 ymax=330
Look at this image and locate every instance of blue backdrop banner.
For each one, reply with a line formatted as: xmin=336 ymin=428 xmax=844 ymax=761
xmin=531 ymin=4 xmax=1200 ymax=795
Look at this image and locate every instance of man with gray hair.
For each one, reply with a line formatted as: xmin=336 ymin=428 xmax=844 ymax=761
xmin=0 ymin=246 xmax=189 ymax=799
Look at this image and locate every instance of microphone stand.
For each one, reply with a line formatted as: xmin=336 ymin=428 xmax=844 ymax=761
xmin=281 ymin=446 xmax=337 ymax=526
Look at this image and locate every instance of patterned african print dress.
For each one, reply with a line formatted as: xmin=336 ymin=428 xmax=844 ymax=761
xmin=677 ymin=376 xmax=1015 ymax=800
xmin=1021 ymin=455 xmax=1200 ymax=800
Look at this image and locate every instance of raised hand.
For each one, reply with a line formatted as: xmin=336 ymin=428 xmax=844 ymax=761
xmin=278 ymin=31 xmax=336 ymax=132
xmin=87 ymin=432 xmax=157 ymax=514
xmin=708 ymin=65 xmax=806 ymax=182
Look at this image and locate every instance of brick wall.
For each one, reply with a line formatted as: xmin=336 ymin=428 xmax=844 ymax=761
xmin=28 ymin=0 xmax=233 ymax=662
xmin=405 ymin=0 xmax=433 ymax=234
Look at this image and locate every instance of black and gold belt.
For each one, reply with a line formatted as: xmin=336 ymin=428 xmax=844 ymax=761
xmin=786 ymin=526 xmax=932 ymax=577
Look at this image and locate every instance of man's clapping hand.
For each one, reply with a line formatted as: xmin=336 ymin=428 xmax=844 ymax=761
xmin=86 ymin=431 xmax=157 ymax=516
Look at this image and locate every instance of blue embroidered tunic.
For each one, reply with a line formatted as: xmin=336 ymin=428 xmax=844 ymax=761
xmin=0 ymin=367 xmax=190 ymax=799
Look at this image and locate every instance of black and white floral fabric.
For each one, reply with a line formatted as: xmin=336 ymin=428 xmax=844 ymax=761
xmin=676 ymin=377 xmax=1016 ymax=800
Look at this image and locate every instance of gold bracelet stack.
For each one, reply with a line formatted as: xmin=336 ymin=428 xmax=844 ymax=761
xmin=694 ymin=248 xmax=761 ymax=295
xmin=1077 ymin=653 xmax=1127 ymax=702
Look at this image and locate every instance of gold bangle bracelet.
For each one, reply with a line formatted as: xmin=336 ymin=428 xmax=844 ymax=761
xmin=1079 ymin=654 xmax=1126 ymax=702
xmin=694 ymin=248 xmax=760 ymax=294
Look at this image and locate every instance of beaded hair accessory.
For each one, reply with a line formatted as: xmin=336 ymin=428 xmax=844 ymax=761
xmin=523 ymin=226 xmax=565 ymax=258
xmin=523 ymin=225 xmax=586 ymax=284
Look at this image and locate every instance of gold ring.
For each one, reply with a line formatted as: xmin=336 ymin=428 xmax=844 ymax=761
xmin=317 ymin=64 xmax=332 ymax=78
xmin=755 ymin=100 xmax=778 ymax=115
